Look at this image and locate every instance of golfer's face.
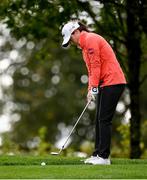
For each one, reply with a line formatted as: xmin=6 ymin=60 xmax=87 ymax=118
xmin=70 ymin=30 xmax=80 ymax=45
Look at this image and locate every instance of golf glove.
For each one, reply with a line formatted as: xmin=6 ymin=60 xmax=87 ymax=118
xmin=87 ymin=87 xmax=99 ymax=102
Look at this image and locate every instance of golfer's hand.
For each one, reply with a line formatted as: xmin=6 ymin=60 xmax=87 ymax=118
xmin=87 ymin=87 xmax=99 ymax=102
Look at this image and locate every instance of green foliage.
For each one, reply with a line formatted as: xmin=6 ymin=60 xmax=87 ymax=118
xmin=79 ymin=140 xmax=94 ymax=155
xmin=116 ymin=123 xmax=130 ymax=157
xmin=37 ymin=126 xmax=51 ymax=155
xmin=141 ymin=120 xmax=147 ymax=157
xmin=0 ymin=133 xmax=19 ymax=154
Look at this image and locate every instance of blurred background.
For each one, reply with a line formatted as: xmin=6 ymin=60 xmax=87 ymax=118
xmin=0 ymin=0 xmax=147 ymax=158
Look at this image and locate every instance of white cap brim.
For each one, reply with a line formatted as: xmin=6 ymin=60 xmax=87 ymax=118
xmin=62 ymin=35 xmax=71 ymax=47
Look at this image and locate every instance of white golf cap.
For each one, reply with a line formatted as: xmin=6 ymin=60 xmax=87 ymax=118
xmin=61 ymin=21 xmax=80 ymax=47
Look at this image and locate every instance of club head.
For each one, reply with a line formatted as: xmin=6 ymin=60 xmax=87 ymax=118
xmin=50 ymin=152 xmax=60 ymax=155
xmin=50 ymin=148 xmax=63 ymax=155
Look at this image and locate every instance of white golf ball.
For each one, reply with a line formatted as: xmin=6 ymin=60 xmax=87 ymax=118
xmin=41 ymin=162 xmax=46 ymax=166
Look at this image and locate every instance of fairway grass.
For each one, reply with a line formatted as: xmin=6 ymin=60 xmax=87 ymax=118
xmin=0 ymin=155 xmax=147 ymax=179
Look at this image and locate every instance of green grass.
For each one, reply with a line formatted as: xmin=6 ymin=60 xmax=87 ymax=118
xmin=0 ymin=155 xmax=147 ymax=179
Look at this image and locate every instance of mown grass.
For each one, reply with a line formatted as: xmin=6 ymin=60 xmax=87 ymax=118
xmin=0 ymin=155 xmax=147 ymax=179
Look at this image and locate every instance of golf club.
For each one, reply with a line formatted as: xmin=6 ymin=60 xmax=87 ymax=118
xmin=51 ymin=100 xmax=91 ymax=155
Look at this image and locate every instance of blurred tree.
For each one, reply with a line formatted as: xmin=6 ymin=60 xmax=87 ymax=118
xmin=0 ymin=0 xmax=91 ymax=148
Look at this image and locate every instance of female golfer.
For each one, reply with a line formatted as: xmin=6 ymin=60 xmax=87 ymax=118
xmin=61 ymin=20 xmax=126 ymax=165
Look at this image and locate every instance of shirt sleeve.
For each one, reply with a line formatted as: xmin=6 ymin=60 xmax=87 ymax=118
xmin=85 ymin=36 xmax=101 ymax=91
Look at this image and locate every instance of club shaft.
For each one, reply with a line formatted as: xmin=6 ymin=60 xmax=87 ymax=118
xmin=61 ymin=101 xmax=91 ymax=150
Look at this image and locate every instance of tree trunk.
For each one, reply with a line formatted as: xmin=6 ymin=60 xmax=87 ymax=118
xmin=126 ymin=0 xmax=142 ymax=158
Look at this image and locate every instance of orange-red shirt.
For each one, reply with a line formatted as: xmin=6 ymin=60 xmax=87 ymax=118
xmin=79 ymin=31 xmax=126 ymax=90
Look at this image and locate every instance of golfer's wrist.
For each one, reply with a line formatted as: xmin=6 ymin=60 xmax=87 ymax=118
xmin=91 ymin=87 xmax=98 ymax=95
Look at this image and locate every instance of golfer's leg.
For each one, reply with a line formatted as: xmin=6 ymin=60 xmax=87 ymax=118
xmin=92 ymin=90 xmax=102 ymax=156
xmin=97 ymin=85 xmax=125 ymax=158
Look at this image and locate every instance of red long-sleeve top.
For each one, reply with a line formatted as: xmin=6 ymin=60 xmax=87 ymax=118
xmin=79 ymin=31 xmax=126 ymax=90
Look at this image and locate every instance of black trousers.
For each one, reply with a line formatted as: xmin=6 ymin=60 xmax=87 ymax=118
xmin=92 ymin=84 xmax=125 ymax=158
